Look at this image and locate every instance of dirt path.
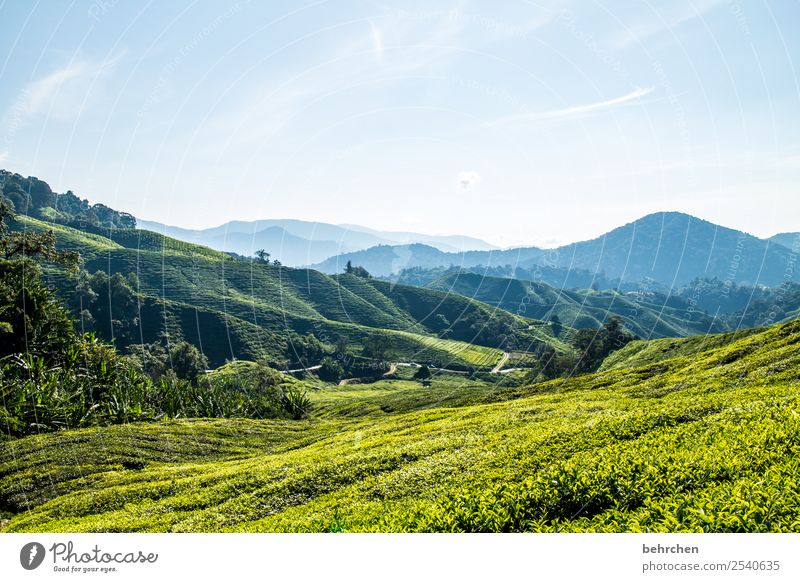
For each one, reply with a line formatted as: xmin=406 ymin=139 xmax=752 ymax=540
xmin=282 ymin=364 xmax=322 ymax=374
xmin=491 ymin=352 xmax=510 ymax=374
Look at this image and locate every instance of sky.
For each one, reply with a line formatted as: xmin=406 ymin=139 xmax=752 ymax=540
xmin=0 ymin=0 xmax=798 ymax=248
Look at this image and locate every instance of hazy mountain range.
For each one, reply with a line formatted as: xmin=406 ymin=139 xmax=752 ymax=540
xmin=770 ymin=232 xmax=800 ymax=251
xmin=310 ymin=212 xmax=799 ymax=289
xmin=138 ymin=218 xmax=498 ymax=265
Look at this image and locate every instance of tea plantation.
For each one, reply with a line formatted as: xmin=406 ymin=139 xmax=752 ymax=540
xmin=14 ymin=215 xmax=550 ymax=369
xmin=3 ymin=318 xmax=799 ymax=532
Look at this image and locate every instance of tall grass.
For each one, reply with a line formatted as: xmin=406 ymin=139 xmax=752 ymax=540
xmin=1 ymin=337 xmax=312 ymax=436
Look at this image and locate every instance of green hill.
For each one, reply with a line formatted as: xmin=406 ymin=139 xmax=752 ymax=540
xmin=11 ymin=215 xmax=542 ymax=370
xmin=3 ymin=318 xmax=799 ymax=532
xmin=424 ymin=271 xmax=724 ymax=339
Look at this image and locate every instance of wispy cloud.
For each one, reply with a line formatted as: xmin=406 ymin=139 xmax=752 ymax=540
xmin=497 ymin=86 xmax=654 ymax=125
xmin=11 ymin=51 xmax=125 ymax=123
xmin=187 ymin=12 xmax=471 ymax=156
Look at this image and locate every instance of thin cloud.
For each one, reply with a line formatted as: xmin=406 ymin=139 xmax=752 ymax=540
xmin=188 ymin=11 xmax=470 ymax=156
xmin=12 ymin=51 xmax=125 ymax=123
xmin=498 ymin=86 xmax=654 ymax=125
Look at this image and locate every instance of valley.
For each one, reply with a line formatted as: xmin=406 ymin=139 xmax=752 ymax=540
xmin=3 ymin=318 xmax=799 ymax=532
xmin=1 ymin=169 xmax=799 ymax=534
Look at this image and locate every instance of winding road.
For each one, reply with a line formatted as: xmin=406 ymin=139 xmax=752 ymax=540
xmin=282 ymin=351 xmax=515 ymax=378
xmin=491 ymin=352 xmax=511 ymax=374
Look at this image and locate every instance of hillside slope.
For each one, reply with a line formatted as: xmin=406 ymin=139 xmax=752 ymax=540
xmin=425 ymin=271 xmax=725 ymax=339
xmin=3 ymin=319 xmax=799 ymax=532
xmin=13 ymin=216 xmax=540 ymax=369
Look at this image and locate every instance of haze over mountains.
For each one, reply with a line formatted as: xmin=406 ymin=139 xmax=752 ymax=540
xmin=138 ymin=218 xmax=498 ymax=265
xmin=141 ymin=212 xmax=799 ymax=291
xmin=3 ymin=168 xmax=800 ymax=370
xmin=311 ymin=212 xmax=799 ymax=289
xmin=770 ymin=232 xmax=800 ymax=251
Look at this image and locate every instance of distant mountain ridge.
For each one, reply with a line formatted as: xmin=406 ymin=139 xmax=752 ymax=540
xmin=310 ymin=212 xmax=799 ymax=289
xmin=138 ymin=218 xmax=498 ymax=265
xmin=770 ymin=232 xmax=800 ymax=251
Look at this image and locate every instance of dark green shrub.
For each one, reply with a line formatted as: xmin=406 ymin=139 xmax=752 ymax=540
xmin=414 ymin=364 xmax=432 ymax=380
xmin=280 ymin=386 xmax=312 ymax=420
xmin=318 ymin=357 xmax=345 ymax=382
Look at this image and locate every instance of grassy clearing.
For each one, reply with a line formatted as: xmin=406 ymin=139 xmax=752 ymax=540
xmin=2 ymin=320 xmax=799 ymax=532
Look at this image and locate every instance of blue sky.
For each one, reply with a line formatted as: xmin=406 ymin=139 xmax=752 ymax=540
xmin=1 ymin=0 xmax=798 ymax=247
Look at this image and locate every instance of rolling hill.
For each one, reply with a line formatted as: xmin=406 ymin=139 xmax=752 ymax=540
xmin=3 ymin=318 xmax=799 ymax=532
xmin=424 ymin=271 xmax=726 ymax=339
xmin=12 ymin=214 xmax=549 ymax=370
xmin=3 ymin=169 xmax=800 ymax=535
xmin=311 ymin=212 xmax=799 ymax=289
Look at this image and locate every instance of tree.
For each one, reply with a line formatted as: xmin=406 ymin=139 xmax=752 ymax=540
xmin=344 ymin=261 xmax=370 ymax=278
xmin=318 ymin=357 xmax=345 ymax=382
xmin=550 ymin=314 xmax=562 ymax=337
xmin=255 ymin=249 xmax=270 ymax=264
xmin=536 ymin=349 xmax=577 ymax=380
xmin=286 ymin=332 xmax=326 ymax=367
xmin=27 ymin=176 xmax=56 ymax=209
xmin=351 ymin=265 xmax=371 ymax=278
xmin=169 ymin=342 xmax=209 ymax=383
xmin=0 ymin=259 xmax=74 ymax=359
xmin=0 ymin=201 xmax=155 ymax=435
xmin=335 ymin=336 xmax=349 ymax=356
xmin=572 ymin=316 xmax=634 ymax=373
xmin=72 ymin=270 xmax=140 ymax=345
xmin=0 ymin=199 xmax=79 ymax=268
xmin=1 ymin=183 xmax=30 ymax=214
xmin=599 ymin=316 xmax=634 ymax=355
xmin=1 ymin=171 xmax=136 ymax=229
xmin=433 ymin=313 xmax=450 ymax=331
xmin=362 ymin=333 xmax=391 ymax=362
xmin=414 ymin=364 xmax=432 ymax=381
xmin=0 ymin=201 xmax=78 ymax=359
xmin=126 ymin=339 xmax=170 ymax=379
